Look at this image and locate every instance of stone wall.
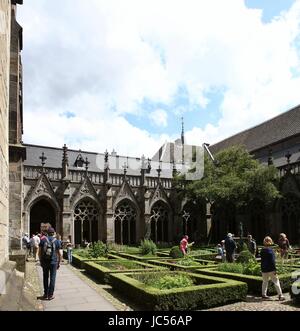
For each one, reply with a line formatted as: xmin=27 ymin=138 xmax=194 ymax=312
xmin=0 ymin=0 xmax=11 ymax=267
xmin=9 ymin=3 xmax=25 ymax=250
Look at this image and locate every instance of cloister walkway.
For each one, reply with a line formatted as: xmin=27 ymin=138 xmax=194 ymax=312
xmin=36 ymin=264 xmax=118 ymax=311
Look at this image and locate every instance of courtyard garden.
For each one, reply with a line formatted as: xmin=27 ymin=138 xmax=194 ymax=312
xmin=66 ymin=238 xmax=300 ymax=310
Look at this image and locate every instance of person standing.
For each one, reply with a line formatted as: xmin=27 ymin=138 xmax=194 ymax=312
xmin=278 ymin=233 xmax=290 ymax=259
xmin=261 ymin=236 xmax=285 ymax=301
xmin=39 ymin=227 xmax=62 ymax=300
xmin=22 ymin=233 xmax=31 ymax=262
xmin=180 ymin=235 xmax=194 ymax=256
xmin=224 ymin=233 xmax=237 ymax=263
xmin=32 ymin=233 xmax=40 ymax=262
xmin=66 ymin=236 xmax=73 ymax=264
xmin=247 ymin=234 xmax=257 ymax=256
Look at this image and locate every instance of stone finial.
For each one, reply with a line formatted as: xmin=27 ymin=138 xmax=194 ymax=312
xmin=39 ymin=152 xmax=47 ymax=171
xmin=268 ymin=149 xmax=273 ymax=166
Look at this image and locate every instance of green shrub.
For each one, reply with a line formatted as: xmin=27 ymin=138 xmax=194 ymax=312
xmin=170 ymin=246 xmax=184 ymax=258
xmin=139 ymin=239 xmax=157 ymax=255
xmin=151 ymin=274 xmax=194 ymax=290
xmin=217 ymin=263 xmax=244 ymax=274
xmin=88 ymin=241 xmax=108 ymax=258
xmin=176 ymin=256 xmax=199 ymax=266
xmin=237 ymin=242 xmax=249 ymax=253
xmin=243 ymin=260 xmax=261 ymax=276
xmin=236 ymin=250 xmax=256 ymax=264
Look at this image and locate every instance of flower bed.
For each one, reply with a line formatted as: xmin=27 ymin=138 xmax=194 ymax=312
xmin=84 ymin=259 xmax=164 ymax=284
xmin=147 ymin=258 xmax=216 ymax=271
xmin=111 ymin=252 xmax=169 ymax=262
xmin=196 ymin=266 xmax=296 ymax=295
xmin=109 ymin=271 xmax=247 ymax=310
xmin=64 ymin=251 xmax=120 ymax=269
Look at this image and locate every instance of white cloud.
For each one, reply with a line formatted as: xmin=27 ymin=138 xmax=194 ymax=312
xmin=18 ymin=0 xmax=300 ymax=156
xmin=149 ymin=109 xmax=168 ymax=127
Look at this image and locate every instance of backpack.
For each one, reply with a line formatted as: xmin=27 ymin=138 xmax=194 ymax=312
xmin=42 ymin=237 xmax=56 ymax=262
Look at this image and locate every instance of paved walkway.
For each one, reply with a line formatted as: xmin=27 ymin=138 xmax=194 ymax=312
xmin=37 ymin=264 xmax=117 ymax=311
xmin=205 ymin=294 xmax=300 ymax=311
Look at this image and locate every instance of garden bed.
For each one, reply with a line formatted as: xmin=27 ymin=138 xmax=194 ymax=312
xmin=147 ymin=258 xmax=216 ymax=271
xmin=63 ymin=251 xmax=120 ymax=269
xmin=196 ymin=267 xmax=296 ymax=295
xmin=109 ymin=271 xmax=247 ymax=310
xmin=84 ymin=259 xmax=164 ymax=284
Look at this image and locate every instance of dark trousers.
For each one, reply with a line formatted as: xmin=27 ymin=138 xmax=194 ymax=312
xmin=42 ymin=263 xmax=57 ymax=297
xmin=226 ymin=252 xmax=234 ymax=263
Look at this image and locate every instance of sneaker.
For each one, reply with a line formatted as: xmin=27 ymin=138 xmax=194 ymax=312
xmin=262 ymin=295 xmax=272 ymax=300
xmin=278 ymin=295 xmax=285 ymax=301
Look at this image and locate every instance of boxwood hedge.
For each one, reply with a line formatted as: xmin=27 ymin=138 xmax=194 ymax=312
xmin=109 ymin=271 xmax=247 ymax=310
xmin=83 ymin=259 xmax=165 ymax=284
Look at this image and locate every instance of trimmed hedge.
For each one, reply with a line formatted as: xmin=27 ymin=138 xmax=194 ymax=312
xmin=84 ymin=259 xmax=164 ymax=284
xmin=109 ymin=271 xmax=247 ymax=310
xmin=196 ymin=267 xmax=296 ymax=295
xmin=110 ymin=252 xmax=168 ymax=262
xmin=147 ymin=258 xmax=216 ymax=271
xmin=65 ymin=252 xmax=120 ymax=269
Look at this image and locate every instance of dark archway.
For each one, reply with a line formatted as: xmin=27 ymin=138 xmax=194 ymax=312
xmin=114 ymin=201 xmax=137 ymax=245
xmin=211 ymin=202 xmax=236 ymax=242
xmin=150 ymin=201 xmax=169 ymax=243
xmin=281 ymin=194 xmax=300 ymax=244
xmin=74 ymin=199 xmax=99 ymax=245
xmin=30 ymin=199 xmax=56 ymax=235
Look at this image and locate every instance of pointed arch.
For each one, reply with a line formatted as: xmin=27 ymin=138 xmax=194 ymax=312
xmin=73 ymin=197 xmax=100 ymax=245
xmin=113 ymin=179 xmax=140 ymax=212
xmin=114 ymin=199 xmax=138 ymax=245
xmin=150 ymin=200 xmax=171 ymax=243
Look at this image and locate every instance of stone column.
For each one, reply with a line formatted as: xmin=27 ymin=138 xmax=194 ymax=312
xmin=144 ymin=214 xmax=151 ymax=240
xmin=106 ymin=212 xmax=115 ymax=243
xmin=61 ymin=182 xmax=72 ymax=243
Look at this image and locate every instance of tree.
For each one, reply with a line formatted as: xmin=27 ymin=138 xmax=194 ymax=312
xmin=184 ymin=145 xmax=280 ymax=208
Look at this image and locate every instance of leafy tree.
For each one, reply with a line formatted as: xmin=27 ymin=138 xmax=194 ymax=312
xmin=183 ymin=145 xmax=280 ymax=208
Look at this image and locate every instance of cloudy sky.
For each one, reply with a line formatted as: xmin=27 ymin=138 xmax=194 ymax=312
xmin=18 ymin=0 xmax=300 ymax=158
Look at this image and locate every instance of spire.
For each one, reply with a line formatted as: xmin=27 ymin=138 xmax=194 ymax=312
xmin=181 ymin=117 xmax=185 ymax=164
xmin=181 ymin=116 xmax=185 ymax=146
xmin=39 ymin=152 xmax=47 ymax=173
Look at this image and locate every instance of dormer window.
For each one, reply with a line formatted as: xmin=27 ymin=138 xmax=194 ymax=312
xmin=74 ymin=153 xmax=85 ymax=168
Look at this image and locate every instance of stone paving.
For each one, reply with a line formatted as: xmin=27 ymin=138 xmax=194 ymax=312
xmin=36 ymin=264 xmax=119 ymax=311
xmin=205 ymin=294 xmax=300 ymax=311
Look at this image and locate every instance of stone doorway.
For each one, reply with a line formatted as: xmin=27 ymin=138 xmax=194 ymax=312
xmin=30 ymin=199 xmax=56 ymax=235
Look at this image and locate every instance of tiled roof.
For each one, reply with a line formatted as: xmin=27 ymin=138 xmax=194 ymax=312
xmin=210 ymin=104 xmax=300 ymax=154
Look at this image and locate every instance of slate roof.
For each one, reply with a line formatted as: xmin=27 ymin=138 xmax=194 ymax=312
xmin=23 ymin=144 xmax=174 ymax=178
xmin=210 ymin=104 xmax=300 ymax=154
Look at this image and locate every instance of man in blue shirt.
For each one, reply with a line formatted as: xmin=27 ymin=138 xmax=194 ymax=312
xmin=39 ymin=227 xmax=62 ymax=300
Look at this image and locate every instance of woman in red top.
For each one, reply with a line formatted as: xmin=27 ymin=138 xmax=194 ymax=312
xmin=180 ymin=235 xmax=194 ymax=255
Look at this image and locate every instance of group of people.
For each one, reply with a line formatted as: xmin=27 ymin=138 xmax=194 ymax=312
xmin=180 ymin=232 xmax=291 ymax=301
xmin=216 ymin=232 xmax=291 ymax=263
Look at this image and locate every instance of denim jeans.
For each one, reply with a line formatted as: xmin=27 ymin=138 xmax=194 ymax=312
xmin=67 ymin=248 xmax=72 ymax=264
xmin=42 ymin=263 xmax=57 ymax=297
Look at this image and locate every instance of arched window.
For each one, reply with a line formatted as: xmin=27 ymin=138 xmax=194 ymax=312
xmin=150 ymin=202 xmax=169 ymax=243
xmin=114 ymin=201 xmax=137 ymax=245
xmin=74 ymin=199 xmax=99 ymax=245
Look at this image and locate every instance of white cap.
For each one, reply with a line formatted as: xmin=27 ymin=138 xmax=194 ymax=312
xmin=227 ymin=233 xmax=233 ymax=237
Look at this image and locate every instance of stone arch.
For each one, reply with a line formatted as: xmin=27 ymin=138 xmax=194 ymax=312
xmin=113 ymin=199 xmax=137 ymax=245
xmin=73 ymin=198 xmax=101 ymax=245
xmin=27 ymin=196 xmax=60 ymax=235
xmin=150 ymin=200 xmax=171 ymax=243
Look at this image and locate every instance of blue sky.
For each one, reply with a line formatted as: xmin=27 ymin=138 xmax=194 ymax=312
xmin=18 ymin=0 xmax=300 ymax=158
